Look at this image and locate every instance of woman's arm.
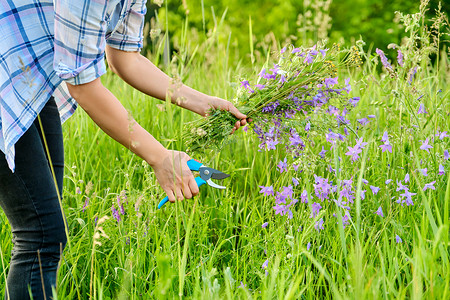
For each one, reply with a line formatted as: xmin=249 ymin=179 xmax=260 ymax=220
xmin=54 ymin=0 xmax=202 ymax=203
xmin=105 ymin=45 xmax=248 ymax=131
xmin=66 ymin=78 xmax=199 ymax=202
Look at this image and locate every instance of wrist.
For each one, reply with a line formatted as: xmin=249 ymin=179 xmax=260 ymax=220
xmin=144 ymin=143 xmax=169 ymax=168
xmin=174 ymin=85 xmax=214 ymax=116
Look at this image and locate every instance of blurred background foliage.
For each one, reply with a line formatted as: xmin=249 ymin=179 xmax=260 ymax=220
xmin=142 ymin=0 xmax=448 ymax=67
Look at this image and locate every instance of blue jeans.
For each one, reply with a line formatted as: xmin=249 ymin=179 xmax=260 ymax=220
xmin=0 ymin=97 xmax=67 ymax=300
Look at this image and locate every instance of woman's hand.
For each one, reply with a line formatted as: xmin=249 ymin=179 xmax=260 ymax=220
xmin=186 ymin=96 xmax=251 ymax=133
xmin=151 ymin=150 xmax=199 ymax=203
xmin=208 ymin=97 xmax=250 ymax=133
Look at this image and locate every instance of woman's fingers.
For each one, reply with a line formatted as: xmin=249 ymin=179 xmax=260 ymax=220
xmin=228 ymin=104 xmax=247 ymax=120
xmin=166 ymin=189 xmax=177 ymax=203
xmin=175 ymin=188 xmax=184 ymax=201
xmin=213 ymin=99 xmax=252 ymax=130
xmin=231 ymin=117 xmax=252 ymax=134
xmin=167 ymin=182 xmax=196 ymax=203
xmin=226 ymin=103 xmax=252 ymax=134
xmin=181 ymin=155 xmax=196 ymax=199
xmin=170 ymin=179 xmax=197 ymax=203
xmin=170 ymin=152 xmax=198 ymax=201
xmin=188 ymin=177 xmax=200 ymax=196
xmin=169 ymin=179 xmax=196 ymax=202
xmin=182 ymin=182 xmax=193 ymax=199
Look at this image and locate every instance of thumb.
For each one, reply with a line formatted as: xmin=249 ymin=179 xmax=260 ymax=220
xmin=180 ymin=151 xmax=191 ymax=163
xmin=228 ymin=105 xmax=247 ymax=120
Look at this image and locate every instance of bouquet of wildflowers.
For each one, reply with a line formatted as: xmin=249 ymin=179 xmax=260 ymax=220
xmin=184 ymin=43 xmax=362 ymax=153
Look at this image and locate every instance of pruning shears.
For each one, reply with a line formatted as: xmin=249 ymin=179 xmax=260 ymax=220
xmin=157 ymin=159 xmax=230 ymax=209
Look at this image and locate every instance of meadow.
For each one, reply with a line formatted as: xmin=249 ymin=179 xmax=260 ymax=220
xmin=0 ymin=1 xmax=449 ymax=299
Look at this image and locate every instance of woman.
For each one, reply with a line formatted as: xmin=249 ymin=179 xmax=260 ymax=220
xmin=0 ymin=0 xmax=248 ymax=298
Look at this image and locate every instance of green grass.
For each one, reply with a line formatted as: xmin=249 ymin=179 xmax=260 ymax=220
xmin=1 ymin=5 xmax=449 ymax=300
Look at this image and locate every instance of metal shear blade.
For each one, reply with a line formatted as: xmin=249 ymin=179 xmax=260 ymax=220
xmin=206 ymin=179 xmax=226 ymax=189
xmin=199 ymin=167 xmax=230 ymax=190
xmin=211 ymin=172 xmax=230 ymax=180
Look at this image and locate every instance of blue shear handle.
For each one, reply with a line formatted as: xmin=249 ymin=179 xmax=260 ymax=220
xmin=187 ymin=159 xmax=202 ymax=171
xmin=157 ymin=176 xmax=206 ymax=209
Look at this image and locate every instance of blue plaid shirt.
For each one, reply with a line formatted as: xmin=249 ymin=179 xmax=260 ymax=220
xmin=0 ymin=0 xmax=146 ymax=171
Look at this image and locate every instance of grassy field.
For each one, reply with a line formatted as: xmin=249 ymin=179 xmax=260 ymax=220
xmin=1 ymin=3 xmax=449 ymax=300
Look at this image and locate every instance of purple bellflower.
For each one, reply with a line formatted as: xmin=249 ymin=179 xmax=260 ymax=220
xmin=400 ymin=190 xmax=416 ymax=206
xmin=319 ymin=146 xmax=327 ymax=158
xmin=435 ymin=131 xmax=449 ymax=140
xmin=375 ymin=206 xmax=384 ymax=217
xmin=345 ymin=144 xmax=362 ymax=162
xmin=301 ymin=190 xmax=309 ymax=203
xmin=314 ymin=218 xmax=325 ymax=231
xmin=418 ymin=168 xmax=428 ymax=176
xmin=277 ymin=158 xmax=288 ymax=173
xmin=381 ymin=131 xmax=389 ymax=143
xmin=380 ymin=142 xmax=392 ymax=153
xmin=423 ymin=181 xmax=436 ymax=191
xmin=310 ymin=202 xmax=322 ymax=218
xmin=370 ymin=186 xmax=380 ymax=195
xmin=438 ymin=165 xmax=445 ymax=175
xmin=418 ymin=103 xmax=427 ymax=114
xmin=259 ymin=185 xmax=274 ymax=196
xmin=262 ymin=259 xmax=268 ymax=269
xmin=404 ymin=173 xmax=410 ymax=183
xmin=419 ymin=138 xmax=433 ymax=153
